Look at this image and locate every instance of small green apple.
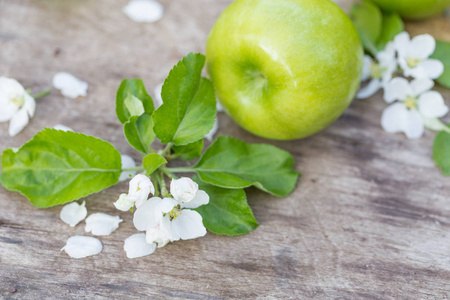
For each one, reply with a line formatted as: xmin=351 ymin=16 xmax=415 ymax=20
xmin=371 ymin=0 xmax=450 ymax=20
xmin=206 ymin=0 xmax=363 ymax=140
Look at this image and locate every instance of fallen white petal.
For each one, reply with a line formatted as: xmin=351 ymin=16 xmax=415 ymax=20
xmin=357 ymin=78 xmax=382 ymax=99
xmin=171 ymin=209 xmax=206 ymax=240
xmin=153 ymin=82 xmax=163 ymax=108
xmin=60 ymin=201 xmax=87 ymax=227
xmin=205 ymin=117 xmax=219 ymax=141
xmin=181 ymin=190 xmax=209 ymax=209
xmin=53 ymin=72 xmax=88 ymax=99
xmin=123 ymin=0 xmax=164 ymax=23
xmin=85 ymin=213 xmax=123 ymax=236
xmin=8 ymin=108 xmax=29 ymax=137
xmin=418 ymin=91 xmax=449 ymax=118
xmin=383 ymin=77 xmax=411 ymax=103
xmin=53 ymin=124 xmax=74 ymax=132
xmin=119 ymin=154 xmax=137 ymax=182
xmin=124 ymin=233 xmax=156 ymax=259
xmin=61 ymin=236 xmax=102 ymax=259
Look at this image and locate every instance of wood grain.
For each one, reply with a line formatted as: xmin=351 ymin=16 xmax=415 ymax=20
xmin=1 ymin=0 xmax=449 ymax=299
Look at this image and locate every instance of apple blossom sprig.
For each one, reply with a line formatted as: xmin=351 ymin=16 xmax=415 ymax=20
xmin=0 ymin=53 xmax=300 ymax=252
xmin=0 ymin=77 xmax=51 ymax=137
xmin=352 ymin=0 xmax=450 ymax=175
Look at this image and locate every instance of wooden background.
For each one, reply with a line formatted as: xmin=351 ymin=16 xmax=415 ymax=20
xmin=1 ymin=0 xmax=450 ymax=299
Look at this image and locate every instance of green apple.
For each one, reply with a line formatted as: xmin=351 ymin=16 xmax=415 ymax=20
xmin=371 ymin=0 xmax=450 ymax=20
xmin=206 ymin=0 xmax=363 ymax=140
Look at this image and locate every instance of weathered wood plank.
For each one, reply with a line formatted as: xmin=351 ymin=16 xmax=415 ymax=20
xmin=1 ymin=0 xmax=450 ymax=299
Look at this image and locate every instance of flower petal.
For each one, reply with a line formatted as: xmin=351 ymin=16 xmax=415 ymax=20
xmin=356 ymin=79 xmax=381 ymax=99
xmin=204 ymin=117 xmax=219 ymax=141
xmin=361 ymin=55 xmax=373 ymax=82
xmin=413 ymin=59 xmax=445 ymax=80
xmin=402 ymin=110 xmax=424 ymax=139
xmin=160 ymin=215 xmax=180 ymax=241
xmin=60 ymin=201 xmax=87 ymax=227
xmin=170 ymin=177 xmax=199 ymax=204
xmin=61 ymin=236 xmax=102 ymax=259
xmin=0 ymin=101 xmax=18 ymax=122
xmin=171 ymin=209 xmax=207 ymax=240
xmin=394 ymin=32 xmax=410 ymax=58
xmin=133 ymin=197 xmax=163 ymax=231
xmin=23 ymin=93 xmax=36 ymax=118
xmin=119 ymin=154 xmax=137 ymax=182
xmin=181 ymin=190 xmax=209 ymax=209
xmin=85 ymin=213 xmax=123 ymax=236
xmin=383 ymin=77 xmax=412 ymax=103
xmin=53 ymin=124 xmax=74 ymax=132
xmin=153 ymin=82 xmax=163 ymax=108
xmin=417 ymin=91 xmax=449 ymax=118
xmin=409 ymin=34 xmax=436 ymax=60
xmin=114 ymin=193 xmax=136 ymax=212
xmin=146 ymin=226 xmax=171 ymax=248
xmin=52 ymin=72 xmax=88 ymax=99
xmin=381 ymin=103 xmax=407 ymax=134
xmin=123 ymin=0 xmax=164 ymax=23
xmin=410 ymin=78 xmax=434 ymax=97
xmin=157 ymin=198 xmax=177 ymax=214
xmin=8 ymin=108 xmax=29 ymax=137
xmin=124 ymin=233 xmax=156 ymax=259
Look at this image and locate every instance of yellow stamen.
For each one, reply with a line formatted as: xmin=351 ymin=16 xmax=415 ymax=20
xmin=404 ymin=96 xmax=417 ymax=110
xmin=407 ymin=57 xmax=420 ymax=68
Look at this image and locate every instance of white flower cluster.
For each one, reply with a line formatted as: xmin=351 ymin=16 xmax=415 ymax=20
xmin=358 ymin=32 xmax=448 ymax=139
xmin=115 ymin=175 xmax=209 ymax=258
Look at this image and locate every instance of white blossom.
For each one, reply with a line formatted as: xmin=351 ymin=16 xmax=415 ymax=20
xmin=114 ymin=174 xmax=155 ymax=211
xmin=61 ymin=236 xmax=102 ymax=259
xmin=0 ymin=77 xmax=36 ymax=136
xmin=85 ymin=213 xmax=123 ymax=236
xmin=124 ymin=233 xmax=156 ymax=259
xmin=134 ymin=177 xmax=209 ymax=247
xmin=114 ymin=193 xmax=136 ymax=212
xmin=394 ymin=32 xmax=444 ymax=79
xmin=119 ymin=154 xmax=136 ymax=182
xmin=123 ymin=0 xmax=164 ymax=23
xmin=60 ymin=201 xmax=87 ymax=227
xmin=357 ymin=43 xmax=397 ymax=99
xmin=381 ymin=77 xmax=448 ymax=139
xmin=52 ymin=72 xmax=88 ymax=99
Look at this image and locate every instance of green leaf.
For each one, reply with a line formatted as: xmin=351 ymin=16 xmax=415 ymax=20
xmin=193 ymin=136 xmax=300 ymax=197
xmin=376 ymin=13 xmax=404 ymax=51
xmin=172 ymin=139 xmax=203 ymax=160
xmin=351 ymin=0 xmax=382 ymax=55
xmin=431 ymin=40 xmax=450 ymax=88
xmin=0 ymin=129 xmax=121 ymax=208
xmin=143 ymin=154 xmax=167 ymax=175
xmin=116 ymin=79 xmax=154 ymax=124
xmin=433 ymin=127 xmax=450 ymax=175
xmin=124 ymin=114 xmax=155 ymax=154
xmin=193 ymin=177 xmax=258 ymax=236
xmin=152 ymin=53 xmax=217 ymax=146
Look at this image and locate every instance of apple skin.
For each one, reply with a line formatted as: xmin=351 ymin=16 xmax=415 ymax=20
xmin=206 ymin=0 xmax=363 ymax=140
xmin=371 ymin=0 xmax=450 ymax=20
